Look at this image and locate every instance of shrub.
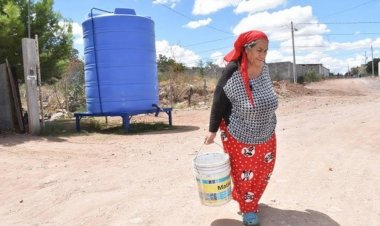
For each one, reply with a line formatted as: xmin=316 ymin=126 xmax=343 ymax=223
xmin=304 ymin=69 xmax=321 ymax=83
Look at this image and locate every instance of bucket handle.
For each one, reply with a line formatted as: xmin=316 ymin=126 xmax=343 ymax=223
xmin=196 ymin=142 xmax=224 ymax=159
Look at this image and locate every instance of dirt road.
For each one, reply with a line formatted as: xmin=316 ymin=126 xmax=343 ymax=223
xmin=1 ymin=77 xmax=380 ymax=226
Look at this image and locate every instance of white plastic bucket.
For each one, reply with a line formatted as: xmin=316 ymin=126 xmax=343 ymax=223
xmin=193 ymin=152 xmax=231 ymax=206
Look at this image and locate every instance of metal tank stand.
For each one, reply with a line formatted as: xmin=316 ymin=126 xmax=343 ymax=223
xmin=74 ymin=104 xmax=172 ymax=132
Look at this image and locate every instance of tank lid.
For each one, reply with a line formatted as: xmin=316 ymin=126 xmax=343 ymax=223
xmin=114 ymin=8 xmax=136 ymax=15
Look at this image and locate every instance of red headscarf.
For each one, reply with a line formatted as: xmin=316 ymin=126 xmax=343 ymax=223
xmin=224 ymin=30 xmax=268 ymax=105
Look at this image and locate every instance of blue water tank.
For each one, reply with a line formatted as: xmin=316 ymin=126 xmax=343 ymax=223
xmin=82 ymin=8 xmax=158 ymax=113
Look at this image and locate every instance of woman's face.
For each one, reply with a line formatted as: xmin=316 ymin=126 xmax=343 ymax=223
xmin=245 ymin=39 xmax=269 ymax=68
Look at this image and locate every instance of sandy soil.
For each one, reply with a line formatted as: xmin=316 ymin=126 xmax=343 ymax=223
xmin=1 ymin=77 xmax=380 ymax=226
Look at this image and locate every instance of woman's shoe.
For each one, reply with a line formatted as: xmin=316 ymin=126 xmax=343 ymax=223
xmin=242 ymin=212 xmax=260 ymax=226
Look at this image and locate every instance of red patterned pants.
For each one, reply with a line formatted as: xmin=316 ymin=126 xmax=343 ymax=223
xmin=220 ymin=121 xmax=276 ymax=213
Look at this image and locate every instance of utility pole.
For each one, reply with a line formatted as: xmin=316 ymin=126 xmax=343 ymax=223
xmin=35 ymin=34 xmax=44 ymax=127
xmin=28 ymin=0 xmax=31 ymax=38
xmin=371 ymin=45 xmax=374 ymax=76
xmin=291 ymin=21 xmax=297 ymax=84
xmin=22 ymin=38 xmax=41 ymax=135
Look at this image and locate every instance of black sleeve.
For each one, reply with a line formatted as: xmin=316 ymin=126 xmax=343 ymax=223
xmin=208 ymin=62 xmax=238 ymax=132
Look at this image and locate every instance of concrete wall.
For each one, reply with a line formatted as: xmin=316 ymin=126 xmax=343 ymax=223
xmin=0 ymin=64 xmax=15 ymax=131
xmin=319 ymin=65 xmax=330 ymax=77
xmin=268 ymin=62 xmax=331 ymax=81
xmin=297 ymin=64 xmax=330 ymax=77
xmin=267 ymin=61 xmax=294 ymax=81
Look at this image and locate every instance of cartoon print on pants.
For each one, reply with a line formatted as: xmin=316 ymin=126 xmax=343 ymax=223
xmin=241 ymin=170 xmax=254 ymax=181
xmin=264 ymin=152 xmax=273 ymax=163
xmin=220 ymin=130 xmax=228 ymax=141
xmin=265 ymin=173 xmax=272 ymax=182
xmin=219 ymin=121 xmax=277 ymax=213
xmin=241 ymin=145 xmax=255 ymax=157
xmin=244 ymin=191 xmax=254 ymax=203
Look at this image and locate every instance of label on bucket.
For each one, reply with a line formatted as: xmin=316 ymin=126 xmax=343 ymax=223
xmin=196 ymin=175 xmax=231 ymax=206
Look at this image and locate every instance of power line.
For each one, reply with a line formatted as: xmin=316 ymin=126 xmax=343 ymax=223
xmin=195 ymin=46 xmax=231 ymax=54
xmin=277 ymin=45 xmax=376 ymax=49
xmin=325 ymin=32 xmax=380 ymax=36
xmin=296 ymin=32 xmax=380 ymax=37
xmin=296 ymin=21 xmax=380 ymax=25
xmin=157 ymin=3 xmax=193 ymax=21
xmin=287 ymin=45 xmax=327 ymax=48
xmin=182 ymin=35 xmax=235 ymax=47
xmin=318 ymin=0 xmax=376 ymax=19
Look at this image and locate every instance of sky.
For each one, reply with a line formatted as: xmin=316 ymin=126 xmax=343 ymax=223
xmin=53 ymin=0 xmax=380 ymax=74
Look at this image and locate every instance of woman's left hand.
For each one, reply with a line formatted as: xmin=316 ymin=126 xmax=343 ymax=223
xmin=204 ymin=132 xmax=216 ymax=145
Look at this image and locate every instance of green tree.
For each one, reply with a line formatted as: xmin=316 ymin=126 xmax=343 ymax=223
xmin=351 ymin=67 xmax=359 ymax=76
xmin=157 ymin=54 xmax=185 ymax=73
xmin=197 ymin=59 xmax=205 ymax=78
xmin=64 ymin=54 xmax=85 ymax=112
xmin=205 ymin=61 xmax=219 ymax=77
xmin=366 ymin=58 xmax=379 ymax=76
xmin=0 ymin=0 xmax=74 ymax=83
xmin=0 ymin=1 xmax=24 ymax=71
xmin=157 ymin=54 xmax=185 ymax=81
xmin=157 ymin=54 xmax=170 ymax=73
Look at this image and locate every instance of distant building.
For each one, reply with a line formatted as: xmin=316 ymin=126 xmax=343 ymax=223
xmin=297 ymin=64 xmax=330 ymax=77
xmin=267 ymin=61 xmax=294 ymax=81
xmin=267 ymin=62 xmax=330 ymax=82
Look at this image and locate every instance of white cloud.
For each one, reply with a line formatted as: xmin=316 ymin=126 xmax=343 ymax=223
xmin=184 ymin=18 xmax=212 ymax=29
xmin=58 ymin=21 xmax=82 ymax=35
xmin=71 ymin=22 xmax=83 ymax=48
xmin=373 ymin=37 xmax=380 ymax=47
xmin=281 ymin=37 xmax=376 ymax=55
xmin=290 ymin=51 xmax=347 ymax=73
xmin=229 ymin=4 xmax=380 ymax=73
xmin=233 ymin=6 xmax=329 ymax=42
xmin=296 ymin=51 xmax=327 ymax=64
xmin=231 ymin=5 xmax=364 ymax=73
xmin=210 ymin=51 xmax=225 ymax=67
xmin=280 ymin=35 xmax=328 ymax=53
xmin=58 ymin=21 xmax=83 ymax=46
xmin=71 ymin=22 xmax=83 ymax=45
xmin=193 ymin=0 xmax=239 ymax=15
xmin=74 ymin=38 xmax=83 ymax=45
xmin=152 ymin=0 xmax=180 ymax=8
xmin=266 ymin=49 xmax=288 ymax=63
xmin=58 ymin=20 xmax=71 ymax=33
xmin=71 ymin=22 xmax=83 ymax=36
xmin=329 ymin=38 xmax=373 ymax=51
xmin=320 ymin=55 xmax=363 ymax=74
xmin=234 ymin=0 xmax=286 ymax=14
xmin=156 ymin=40 xmax=201 ymax=67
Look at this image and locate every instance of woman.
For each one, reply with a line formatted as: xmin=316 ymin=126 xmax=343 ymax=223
xmin=204 ymin=30 xmax=278 ymax=226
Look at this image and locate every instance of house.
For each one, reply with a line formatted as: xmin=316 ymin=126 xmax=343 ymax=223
xmin=297 ymin=64 xmax=330 ymax=78
xmin=267 ymin=61 xmax=330 ymax=82
xmin=267 ymin=61 xmax=294 ymax=81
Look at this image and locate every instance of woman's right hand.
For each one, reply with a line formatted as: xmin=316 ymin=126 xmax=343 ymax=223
xmin=204 ymin=132 xmax=217 ymax=145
